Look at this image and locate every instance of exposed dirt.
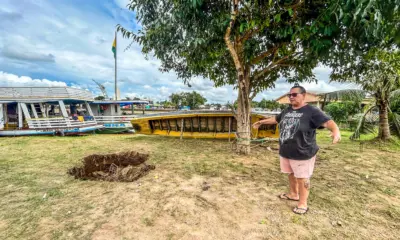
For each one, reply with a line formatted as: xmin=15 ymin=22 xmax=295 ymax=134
xmin=68 ymin=151 xmax=155 ymax=182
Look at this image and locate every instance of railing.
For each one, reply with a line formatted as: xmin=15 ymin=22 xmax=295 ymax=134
xmin=93 ymin=115 xmax=137 ymax=123
xmin=26 ymin=118 xmax=99 ymax=130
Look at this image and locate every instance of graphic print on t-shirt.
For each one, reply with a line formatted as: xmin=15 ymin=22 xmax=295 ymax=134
xmin=279 ymin=111 xmax=304 ymax=144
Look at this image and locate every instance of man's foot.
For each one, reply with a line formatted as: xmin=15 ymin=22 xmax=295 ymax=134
xmin=293 ymin=206 xmax=308 ymax=215
xmin=279 ymin=193 xmax=299 ymax=201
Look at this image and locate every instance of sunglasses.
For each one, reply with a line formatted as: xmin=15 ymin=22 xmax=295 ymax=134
xmin=287 ymin=93 xmax=302 ymax=98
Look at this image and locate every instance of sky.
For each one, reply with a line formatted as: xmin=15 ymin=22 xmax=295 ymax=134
xmin=0 ymin=0 xmax=352 ymax=104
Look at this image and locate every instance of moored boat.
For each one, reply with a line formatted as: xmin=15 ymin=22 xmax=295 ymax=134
xmin=89 ymin=100 xmax=148 ymax=134
xmin=0 ymin=87 xmax=104 ymax=136
xmin=130 ymin=110 xmax=280 ymax=139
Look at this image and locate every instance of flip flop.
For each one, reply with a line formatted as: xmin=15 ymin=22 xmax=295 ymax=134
xmin=279 ymin=193 xmax=299 ymax=201
xmin=293 ymin=206 xmax=309 ymax=215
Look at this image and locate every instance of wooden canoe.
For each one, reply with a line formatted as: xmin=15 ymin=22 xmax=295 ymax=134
xmin=130 ymin=111 xmax=279 ymax=139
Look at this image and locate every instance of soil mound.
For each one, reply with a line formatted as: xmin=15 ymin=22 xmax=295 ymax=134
xmin=68 ymin=151 xmax=155 ymax=182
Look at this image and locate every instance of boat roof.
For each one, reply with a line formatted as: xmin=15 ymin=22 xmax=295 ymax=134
xmin=0 ymin=87 xmax=94 ymax=103
xmin=92 ymin=100 xmax=149 ymax=104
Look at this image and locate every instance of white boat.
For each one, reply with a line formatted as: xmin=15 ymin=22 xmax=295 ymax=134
xmin=0 ymin=87 xmax=104 ymax=136
xmin=89 ymin=100 xmax=148 ymax=134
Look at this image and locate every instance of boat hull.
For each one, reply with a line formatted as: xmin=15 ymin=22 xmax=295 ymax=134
xmin=94 ymin=122 xmax=134 ymax=134
xmin=131 ymin=111 xmax=279 ymax=139
xmin=0 ymin=125 xmax=104 ymax=136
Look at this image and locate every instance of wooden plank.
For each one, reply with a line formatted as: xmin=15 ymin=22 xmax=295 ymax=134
xmin=190 ymin=117 xmax=193 ymax=132
xmin=198 ymin=116 xmax=201 ymax=132
xmin=85 ymin=101 xmax=94 ymax=116
xmin=159 ymin=119 xmax=163 ymax=130
xmin=167 ymin=119 xmax=171 ymax=133
xmin=30 ymin=104 xmax=39 ymax=119
xmin=214 ymin=117 xmax=217 ymax=133
xmin=58 ymin=101 xmax=69 ymax=118
xmin=39 ymin=103 xmax=46 ymax=117
xmin=221 ymin=117 xmax=225 ymax=132
xmin=20 ymin=103 xmax=31 ymax=120
xmin=206 ymin=116 xmax=209 ymax=132
xmin=175 ymin=119 xmax=179 ymax=131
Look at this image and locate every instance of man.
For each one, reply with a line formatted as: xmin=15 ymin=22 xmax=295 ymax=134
xmin=253 ymin=85 xmax=341 ymax=214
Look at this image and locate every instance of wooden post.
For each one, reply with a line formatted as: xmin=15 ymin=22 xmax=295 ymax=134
xmin=228 ymin=117 xmax=231 ymax=142
xmin=58 ymin=101 xmax=69 ymax=118
xmin=30 ymin=104 xmax=39 ymax=119
xmin=114 ymin=30 xmax=118 ymax=100
xmin=180 ymin=118 xmax=184 ymax=140
xmin=0 ymin=104 xmax=4 ymax=130
xmin=4 ymin=104 xmax=8 ymax=129
xmin=85 ymin=101 xmax=94 ymax=117
xmin=39 ymin=103 xmax=46 ymax=117
xmin=17 ymin=103 xmax=23 ymax=129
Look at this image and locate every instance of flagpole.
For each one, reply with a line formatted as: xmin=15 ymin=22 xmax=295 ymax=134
xmin=114 ymin=30 xmax=117 ymax=100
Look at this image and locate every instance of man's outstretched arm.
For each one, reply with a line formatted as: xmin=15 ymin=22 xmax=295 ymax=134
xmin=252 ymin=116 xmax=278 ymax=129
xmin=322 ymin=120 xmax=341 ymax=144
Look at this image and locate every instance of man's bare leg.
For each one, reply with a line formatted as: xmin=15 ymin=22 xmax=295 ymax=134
xmin=294 ymin=178 xmax=310 ymax=213
xmin=284 ymin=173 xmax=299 ymax=199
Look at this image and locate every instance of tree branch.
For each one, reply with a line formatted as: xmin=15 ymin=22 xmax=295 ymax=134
xmin=240 ymin=28 xmax=261 ymax=44
xmin=251 ymin=45 xmax=281 ymax=65
xmin=286 ymin=0 xmax=303 ymax=10
xmin=224 ymin=0 xmax=243 ymax=73
xmin=228 ymin=102 xmax=238 ymax=118
xmin=253 ymin=56 xmax=290 ymax=80
xmin=250 ymin=91 xmax=257 ymax=100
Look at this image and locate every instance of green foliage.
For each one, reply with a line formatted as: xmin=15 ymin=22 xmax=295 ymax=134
xmin=94 ymin=96 xmax=105 ymax=100
xmin=257 ymin=98 xmax=280 ymax=110
xmin=389 ymin=111 xmax=400 ymax=137
xmin=232 ymin=99 xmax=283 ymax=111
xmin=325 ymin=0 xmax=399 ymax=69
xmin=326 ymin=49 xmax=400 ymax=140
xmin=158 ymin=100 xmax=175 ymax=108
xmin=169 ymin=91 xmax=207 ymax=109
xmin=325 ymin=101 xmax=362 ymax=123
xmin=390 ymin=89 xmax=400 ymax=114
xmin=118 ymin=0 xmax=346 ymax=93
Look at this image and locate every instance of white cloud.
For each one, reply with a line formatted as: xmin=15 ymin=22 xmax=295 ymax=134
xmin=0 ymin=71 xmax=67 ymax=87
xmin=114 ymin=0 xmax=130 ymax=9
xmin=143 ymin=85 xmax=152 ymax=89
xmin=158 ymin=86 xmax=170 ymax=95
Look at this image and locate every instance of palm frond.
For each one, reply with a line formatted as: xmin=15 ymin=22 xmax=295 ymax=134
xmin=320 ymin=89 xmax=367 ymax=110
xmin=389 ymin=108 xmax=400 ymax=137
xmin=389 ymin=89 xmax=400 ymax=109
xmin=349 ymin=104 xmax=377 ymax=140
xmin=320 ymin=89 xmax=367 ymax=102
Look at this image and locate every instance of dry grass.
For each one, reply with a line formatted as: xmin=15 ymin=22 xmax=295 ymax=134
xmin=0 ymin=131 xmax=399 ymax=240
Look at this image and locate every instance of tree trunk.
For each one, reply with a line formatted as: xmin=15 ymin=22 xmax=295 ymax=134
xmin=378 ymin=99 xmax=391 ymax=140
xmin=235 ymin=73 xmax=252 ymax=154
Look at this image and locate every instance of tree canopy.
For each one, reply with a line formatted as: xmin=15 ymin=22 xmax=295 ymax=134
xmin=119 ymin=1 xmax=346 ymax=92
xmin=118 ymin=0 xmax=399 ymax=153
xmin=169 ymin=91 xmax=207 ymax=109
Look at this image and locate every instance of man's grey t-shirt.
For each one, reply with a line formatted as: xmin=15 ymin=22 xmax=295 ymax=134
xmin=276 ymin=105 xmax=331 ymax=160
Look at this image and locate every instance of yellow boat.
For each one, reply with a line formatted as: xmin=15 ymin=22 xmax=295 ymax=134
xmin=131 ymin=111 xmax=279 ymax=139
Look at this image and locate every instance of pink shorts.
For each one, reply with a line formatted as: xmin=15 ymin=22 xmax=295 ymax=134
xmin=280 ymin=155 xmax=316 ymax=179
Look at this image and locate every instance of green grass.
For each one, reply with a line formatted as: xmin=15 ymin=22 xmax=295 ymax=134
xmin=0 ymin=131 xmax=399 ymax=239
